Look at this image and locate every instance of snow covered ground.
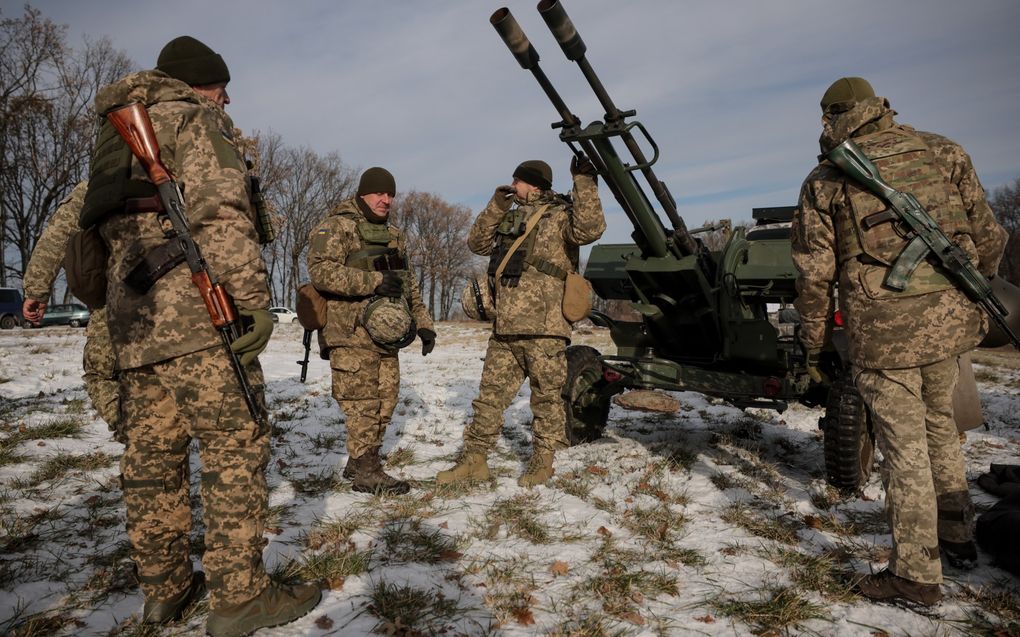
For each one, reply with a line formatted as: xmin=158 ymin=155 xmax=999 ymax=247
xmin=0 ymin=322 xmax=1018 ymax=636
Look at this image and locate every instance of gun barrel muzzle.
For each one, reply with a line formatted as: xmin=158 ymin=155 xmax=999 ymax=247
xmin=491 ymin=8 xmax=540 ymax=70
xmin=537 ymin=0 xmax=586 ymax=61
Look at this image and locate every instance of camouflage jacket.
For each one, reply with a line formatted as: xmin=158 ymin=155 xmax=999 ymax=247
xmin=23 ymin=181 xmax=88 ymax=303
xmin=793 ymin=96 xmax=1007 ymax=369
xmin=307 ymin=198 xmax=433 ymax=353
xmin=469 ymin=174 xmax=605 ymax=339
xmin=93 ymin=70 xmax=270 ymax=370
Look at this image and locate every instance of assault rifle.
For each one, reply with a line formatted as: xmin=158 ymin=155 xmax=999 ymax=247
xmin=298 ymin=329 xmax=312 ymax=383
xmin=828 ymin=139 xmax=1019 ymax=350
xmin=107 ymin=102 xmax=266 ymax=421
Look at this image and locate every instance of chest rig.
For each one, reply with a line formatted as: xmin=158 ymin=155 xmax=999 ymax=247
xmin=487 ymin=200 xmax=577 ymax=287
xmin=343 ymin=215 xmax=408 ymax=272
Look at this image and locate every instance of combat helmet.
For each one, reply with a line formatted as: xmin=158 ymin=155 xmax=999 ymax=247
xmin=460 ymin=275 xmax=495 ymax=321
xmin=362 ymin=296 xmax=416 ymax=350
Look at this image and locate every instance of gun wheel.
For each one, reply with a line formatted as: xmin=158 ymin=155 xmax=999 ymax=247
xmin=564 ymin=345 xmax=611 ymax=445
xmin=821 ymin=377 xmax=875 ymax=493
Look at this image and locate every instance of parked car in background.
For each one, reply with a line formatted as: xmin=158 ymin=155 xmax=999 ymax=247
xmin=0 ymin=288 xmax=24 ymax=329
xmin=35 ymin=303 xmax=90 ymax=328
xmin=268 ymin=307 xmax=299 ymax=323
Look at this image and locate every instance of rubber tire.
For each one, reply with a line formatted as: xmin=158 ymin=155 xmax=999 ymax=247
xmin=821 ymin=377 xmax=875 ymax=492
xmin=69 ymin=319 xmax=81 ymax=328
xmin=564 ymin=345 xmax=610 ymax=445
xmin=0 ymin=315 xmax=15 ymax=330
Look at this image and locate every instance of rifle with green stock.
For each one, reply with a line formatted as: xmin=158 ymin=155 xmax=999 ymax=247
xmin=827 ymin=139 xmax=1019 ymax=350
xmin=106 ymin=102 xmax=266 ymax=421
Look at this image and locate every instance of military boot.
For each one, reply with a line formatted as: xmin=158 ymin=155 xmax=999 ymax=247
xmin=142 ymin=571 xmax=206 ymax=624
xmin=941 ymin=539 xmax=978 ymax=570
xmin=856 ymin=569 xmax=942 ymax=606
xmin=518 ymin=450 xmax=555 ymax=488
xmin=343 ymin=448 xmax=410 ymax=495
xmin=206 ymin=582 xmax=322 ymax=637
xmin=435 ymin=452 xmax=490 ymax=485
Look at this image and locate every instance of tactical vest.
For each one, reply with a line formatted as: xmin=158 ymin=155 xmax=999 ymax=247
xmin=80 ymin=119 xmax=159 ymax=229
xmin=486 ymin=202 xmax=579 ymax=284
xmin=835 ymin=126 xmax=970 ymax=269
xmin=342 ymin=214 xmax=408 ymax=272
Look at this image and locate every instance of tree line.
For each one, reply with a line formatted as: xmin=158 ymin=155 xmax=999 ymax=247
xmin=1 ymin=5 xmax=480 ymax=320
xmin=2 ymin=5 xmax=1018 ymax=322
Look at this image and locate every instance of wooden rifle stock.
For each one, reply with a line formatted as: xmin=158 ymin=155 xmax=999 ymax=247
xmin=106 ymin=102 xmax=265 ymax=421
xmin=106 ymin=103 xmax=172 ymax=186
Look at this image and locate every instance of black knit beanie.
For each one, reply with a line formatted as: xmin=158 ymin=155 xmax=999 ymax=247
xmin=157 ymin=36 xmax=230 ymax=86
xmin=513 ymin=160 xmax=552 ymax=190
xmin=357 ymin=167 xmax=396 ymax=196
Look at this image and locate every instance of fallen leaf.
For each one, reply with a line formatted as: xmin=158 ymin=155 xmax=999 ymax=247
xmin=325 ymin=576 xmax=345 ymax=590
xmin=439 ymin=549 xmax=463 ymax=561
xmin=315 ymin=615 xmax=334 ymax=629
xmin=549 ymin=560 xmax=569 ymax=576
xmin=276 ymin=459 xmax=287 ymax=470
xmin=438 ymin=521 xmax=449 ymax=529
xmin=720 ymin=547 xmax=738 ymax=556
xmin=586 ymin=465 xmax=608 ymax=476
xmin=512 ymin=608 xmax=535 ymax=626
xmin=620 ymin=611 xmax=645 ymax=625
xmin=266 ymin=526 xmax=284 ymax=535
xmin=803 ymin=515 xmax=823 ymax=529
xmin=695 ymin=615 xmax=715 ymax=624
xmin=596 ymin=526 xmax=612 ymax=537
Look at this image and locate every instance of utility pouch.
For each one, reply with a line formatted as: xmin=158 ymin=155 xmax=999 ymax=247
xmin=562 ymin=271 xmax=594 ymax=323
xmin=64 ymin=225 xmax=109 ymax=309
xmin=296 ymin=282 xmax=328 ymax=331
xmin=125 ymin=239 xmax=186 ymax=295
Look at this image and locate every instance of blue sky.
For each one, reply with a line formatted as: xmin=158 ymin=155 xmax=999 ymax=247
xmin=25 ymin=0 xmax=1020 ymax=245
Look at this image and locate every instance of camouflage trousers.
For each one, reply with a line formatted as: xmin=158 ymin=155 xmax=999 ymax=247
xmin=329 ymin=346 xmax=399 ymax=459
xmin=119 ymin=347 xmax=270 ymax=609
xmin=856 ymin=356 xmax=973 ymax=584
xmin=464 ymin=335 xmax=569 ymax=455
xmin=82 ymin=307 xmax=120 ymax=430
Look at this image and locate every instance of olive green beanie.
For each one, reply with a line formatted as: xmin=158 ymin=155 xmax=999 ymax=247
xmin=157 ymin=36 xmax=230 ymax=86
xmin=357 ymin=167 xmax=396 ymax=196
xmin=820 ymin=77 xmax=875 ymax=113
xmin=513 ymin=160 xmax=552 ymax=190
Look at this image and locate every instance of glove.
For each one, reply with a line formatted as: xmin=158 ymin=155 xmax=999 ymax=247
xmin=570 ymin=154 xmax=597 ymax=178
xmin=230 ymin=308 xmax=274 ymax=366
xmin=493 ymin=185 xmax=514 ymax=211
xmin=374 ymin=272 xmax=404 ymax=298
xmin=805 ymin=347 xmax=829 ymax=385
xmin=418 ymin=328 xmax=436 ymax=356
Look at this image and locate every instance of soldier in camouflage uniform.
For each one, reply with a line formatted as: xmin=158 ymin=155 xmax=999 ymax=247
xmin=437 ymin=156 xmax=605 ymax=487
xmin=792 ymin=77 xmax=1007 ymax=605
xmin=83 ymin=37 xmax=319 ymax=636
xmin=22 ymin=181 xmax=120 ymax=428
xmin=307 ymin=167 xmax=435 ymax=495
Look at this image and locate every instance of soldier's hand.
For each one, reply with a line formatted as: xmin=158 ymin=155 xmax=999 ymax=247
xmin=374 ymin=272 xmax=404 ymax=298
xmin=418 ymin=328 xmax=436 ymax=356
xmin=805 ymin=347 xmax=830 ymax=385
xmin=570 ymin=154 xmax=597 ymax=179
xmin=22 ymin=298 xmax=46 ymax=324
xmin=494 ymin=185 xmax=514 ymax=211
xmin=230 ymin=308 xmax=275 ymax=366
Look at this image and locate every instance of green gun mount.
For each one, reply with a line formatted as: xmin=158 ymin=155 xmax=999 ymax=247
xmin=491 ymin=1 xmax=873 ymax=492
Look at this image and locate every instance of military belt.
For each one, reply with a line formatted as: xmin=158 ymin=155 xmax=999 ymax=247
xmin=525 ymin=256 xmax=568 ymax=281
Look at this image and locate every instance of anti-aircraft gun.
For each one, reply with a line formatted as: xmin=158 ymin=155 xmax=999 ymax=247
xmin=490 ymin=1 xmax=873 ymax=491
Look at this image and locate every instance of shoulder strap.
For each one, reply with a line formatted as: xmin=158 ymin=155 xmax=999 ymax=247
xmin=495 ymin=204 xmax=549 ymax=281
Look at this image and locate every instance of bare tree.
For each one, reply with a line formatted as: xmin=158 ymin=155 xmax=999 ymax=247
xmin=0 ymin=5 xmax=133 ymax=287
xmin=395 ymin=190 xmax=475 ymax=320
xmin=990 ymin=177 xmax=1020 ymax=285
xmin=268 ymin=146 xmax=355 ymax=307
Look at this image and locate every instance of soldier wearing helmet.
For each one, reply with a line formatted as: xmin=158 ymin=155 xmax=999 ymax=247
xmin=792 ymin=77 xmax=1007 ymax=605
xmin=307 ymin=167 xmax=435 ymax=495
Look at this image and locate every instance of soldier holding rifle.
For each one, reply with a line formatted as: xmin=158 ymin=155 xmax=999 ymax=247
xmin=792 ymin=77 xmax=1008 ymax=606
xmin=81 ymin=36 xmax=319 ymax=636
